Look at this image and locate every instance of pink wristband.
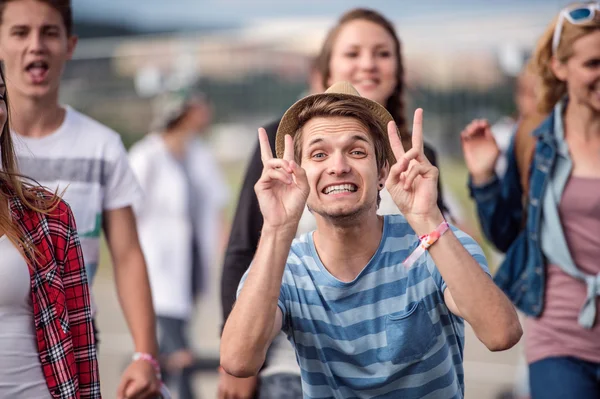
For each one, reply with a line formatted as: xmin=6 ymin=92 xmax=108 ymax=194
xmin=132 ymin=352 xmax=161 ymax=379
xmin=402 ymin=220 xmax=450 ymax=268
xmin=131 ymin=353 xmax=172 ymax=398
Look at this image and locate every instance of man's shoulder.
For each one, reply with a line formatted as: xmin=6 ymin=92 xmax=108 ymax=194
xmin=65 ymin=106 xmax=124 ymax=145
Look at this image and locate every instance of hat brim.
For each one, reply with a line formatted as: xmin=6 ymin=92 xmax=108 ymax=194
xmin=275 ymin=92 xmax=399 ymax=165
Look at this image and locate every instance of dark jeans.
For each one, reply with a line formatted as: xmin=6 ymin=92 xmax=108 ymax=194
xmin=258 ymin=373 xmax=302 ymax=399
xmin=157 ymin=316 xmax=195 ymax=399
xmin=529 ymin=356 xmax=600 ymax=399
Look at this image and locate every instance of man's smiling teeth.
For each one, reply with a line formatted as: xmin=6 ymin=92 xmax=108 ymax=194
xmin=324 ymin=184 xmax=357 ymax=194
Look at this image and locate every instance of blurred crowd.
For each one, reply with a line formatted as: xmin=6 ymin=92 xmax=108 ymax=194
xmin=0 ymin=1 xmax=599 ymax=399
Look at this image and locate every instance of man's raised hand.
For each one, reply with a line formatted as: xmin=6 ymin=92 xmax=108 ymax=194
xmin=254 ymin=128 xmax=309 ymax=230
xmin=385 ymin=109 xmax=440 ymax=219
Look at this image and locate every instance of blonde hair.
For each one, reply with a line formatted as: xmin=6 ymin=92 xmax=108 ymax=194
xmin=528 ymin=2 xmax=600 ymax=113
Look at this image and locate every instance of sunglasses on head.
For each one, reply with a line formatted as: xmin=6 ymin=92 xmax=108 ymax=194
xmin=552 ymin=2 xmax=600 ymax=55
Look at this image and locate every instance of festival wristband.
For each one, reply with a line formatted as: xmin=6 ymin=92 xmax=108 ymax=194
xmin=132 ymin=352 xmax=173 ymax=398
xmin=402 ymin=220 xmax=450 ymax=268
xmin=132 ymin=352 xmax=161 ymax=378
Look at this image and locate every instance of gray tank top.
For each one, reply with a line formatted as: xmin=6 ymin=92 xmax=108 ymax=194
xmin=0 ymin=236 xmax=52 ymax=398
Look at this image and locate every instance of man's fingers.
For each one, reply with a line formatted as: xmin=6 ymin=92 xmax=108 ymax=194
xmin=264 ymin=158 xmax=293 ymax=173
xmin=289 ymin=160 xmax=308 ymax=188
xmin=117 ymin=378 xmax=131 ymax=399
xmin=387 ymin=120 xmax=405 ymax=161
xmin=124 ymin=379 xmax=152 ymax=399
xmin=393 ymin=147 xmax=422 ymax=175
xmin=461 ymin=119 xmax=492 ymax=141
xmin=258 ymin=127 xmax=274 ymax=163
xmin=283 ymin=134 xmax=295 ymax=161
xmin=402 ymin=163 xmax=426 ymax=190
xmin=411 ymin=108 xmax=424 ymax=152
xmin=264 ymin=169 xmax=293 ymax=185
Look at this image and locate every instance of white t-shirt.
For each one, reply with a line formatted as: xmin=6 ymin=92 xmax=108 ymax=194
xmin=0 ymin=236 xmax=52 ymax=398
xmin=12 ymin=106 xmax=143 ymax=284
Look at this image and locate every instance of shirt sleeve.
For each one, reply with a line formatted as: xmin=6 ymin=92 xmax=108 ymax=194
xmin=425 ymin=226 xmax=491 ymax=294
xmin=127 ymin=142 xmax=155 ymax=218
xmin=103 ymin=135 xmax=143 ymax=211
xmin=60 ymin=202 xmax=102 ymax=398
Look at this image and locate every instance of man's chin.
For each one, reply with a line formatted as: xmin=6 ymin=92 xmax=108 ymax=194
xmin=312 ymin=206 xmax=365 ymax=224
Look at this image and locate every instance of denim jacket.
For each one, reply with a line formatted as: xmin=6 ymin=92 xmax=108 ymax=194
xmin=468 ymin=102 xmax=596 ymax=322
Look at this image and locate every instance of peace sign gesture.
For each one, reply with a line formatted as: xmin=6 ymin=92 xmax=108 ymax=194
xmin=254 ymin=128 xmax=309 ymax=230
xmin=386 ymin=109 xmax=440 ymax=220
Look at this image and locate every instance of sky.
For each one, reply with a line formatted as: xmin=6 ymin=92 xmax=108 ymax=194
xmin=73 ymin=0 xmax=566 ymax=31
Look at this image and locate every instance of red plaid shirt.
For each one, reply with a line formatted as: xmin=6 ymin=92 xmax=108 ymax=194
xmin=7 ymin=188 xmax=101 ymax=399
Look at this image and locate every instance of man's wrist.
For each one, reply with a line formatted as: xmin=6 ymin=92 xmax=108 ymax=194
xmin=261 ymin=222 xmax=299 ymax=238
xmin=405 ymin=210 xmax=445 ymax=237
xmin=134 ymin=343 xmax=159 ymax=358
xmin=132 ymin=352 xmax=161 ymax=378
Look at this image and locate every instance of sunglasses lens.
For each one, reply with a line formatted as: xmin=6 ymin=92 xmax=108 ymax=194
xmin=568 ymin=8 xmax=592 ymax=21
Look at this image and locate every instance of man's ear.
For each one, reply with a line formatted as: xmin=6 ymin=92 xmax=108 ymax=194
xmin=66 ymin=35 xmax=78 ymax=61
xmin=378 ymin=161 xmax=390 ymax=187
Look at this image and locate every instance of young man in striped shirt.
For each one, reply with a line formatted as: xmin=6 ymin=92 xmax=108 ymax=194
xmin=221 ymin=82 xmax=522 ymax=398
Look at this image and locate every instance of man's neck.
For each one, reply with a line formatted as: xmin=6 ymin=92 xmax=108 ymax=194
xmin=9 ymin=91 xmax=66 ymax=138
xmin=313 ymin=211 xmax=384 ymax=283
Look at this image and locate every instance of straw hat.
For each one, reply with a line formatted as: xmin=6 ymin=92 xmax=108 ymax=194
xmin=275 ymin=81 xmax=399 ymax=164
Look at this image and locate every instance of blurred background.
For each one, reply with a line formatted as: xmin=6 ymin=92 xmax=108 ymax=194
xmin=74 ymin=1 xmax=566 ymax=397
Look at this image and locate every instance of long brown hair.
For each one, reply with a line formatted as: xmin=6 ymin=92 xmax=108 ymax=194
xmin=316 ymin=8 xmax=411 ymax=149
xmin=0 ymin=66 xmax=60 ymax=260
xmin=529 ymin=2 xmax=600 ymax=114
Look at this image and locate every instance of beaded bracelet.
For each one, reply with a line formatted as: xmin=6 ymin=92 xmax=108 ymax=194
xmin=402 ymin=220 xmax=450 ymax=268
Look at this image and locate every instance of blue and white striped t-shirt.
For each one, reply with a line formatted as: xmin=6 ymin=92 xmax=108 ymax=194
xmin=239 ymin=214 xmax=489 ymax=398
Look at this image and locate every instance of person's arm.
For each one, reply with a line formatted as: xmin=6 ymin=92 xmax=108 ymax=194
xmin=103 ymin=207 xmax=157 ymax=356
xmin=461 ymin=120 xmax=525 ymax=252
xmin=218 ymin=133 xmax=271 ymax=399
xmin=103 ymin=135 xmax=160 ymax=399
xmin=221 ymin=128 xmax=309 ymax=377
xmin=60 ymin=203 xmax=101 ymax=398
xmin=221 ymin=226 xmax=292 ymax=377
xmin=221 ymin=125 xmax=277 ymax=328
xmin=388 ymin=111 xmax=522 ymax=352
xmin=411 ymin=215 xmax=522 ymax=351
xmin=468 ymin=136 xmax=525 ymax=252
xmin=105 ymin=207 xmax=162 ymax=399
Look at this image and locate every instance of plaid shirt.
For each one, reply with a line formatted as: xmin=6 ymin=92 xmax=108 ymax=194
xmin=7 ymin=188 xmax=101 ymax=399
